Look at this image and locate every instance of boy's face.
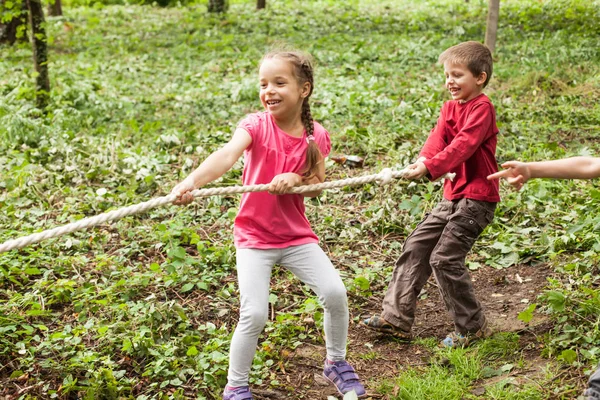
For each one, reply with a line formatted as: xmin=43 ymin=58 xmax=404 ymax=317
xmin=443 ymin=61 xmax=487 ymax=103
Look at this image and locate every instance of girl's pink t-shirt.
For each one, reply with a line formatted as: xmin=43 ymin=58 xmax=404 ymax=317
xmin=233 ymin=112 xmax=331 ymax=249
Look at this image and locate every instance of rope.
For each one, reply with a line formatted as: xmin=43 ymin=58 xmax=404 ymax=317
xmin=0 ymin=168 xmax=455 ymax=253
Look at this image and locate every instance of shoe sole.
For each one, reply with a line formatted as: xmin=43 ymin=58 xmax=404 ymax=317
xmin=360 ymin=321 xmax=412 ymax=341
xmin=322 ymin=372 xmax=367 ymax=398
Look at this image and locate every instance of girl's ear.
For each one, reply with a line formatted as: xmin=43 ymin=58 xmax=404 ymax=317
xmin=477 ymin=72 xmax=487 ymax=86
xmin=301 ymin=81 xmax=311 ymax=98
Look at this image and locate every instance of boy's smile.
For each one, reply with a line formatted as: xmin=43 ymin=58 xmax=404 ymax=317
xmin=443 ymin=61 xmax=487 ymax=103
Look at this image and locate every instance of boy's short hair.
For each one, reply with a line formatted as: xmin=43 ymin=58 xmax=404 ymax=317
xmin=438 ymin=41 xmax=493 ymax=88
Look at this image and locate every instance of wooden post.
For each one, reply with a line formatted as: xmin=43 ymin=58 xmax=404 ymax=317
xmin=26 ymin=0 xmax=49 ymax=109
xmin=47 ymin=0 xmax=62 ymax=16
xmin=207 ymin=0 xmax=227 ymax=13
xmin=257 ymin=0 xmax=265 ymax=9
xmin=485 ymin=0 xmax=500 ymax=53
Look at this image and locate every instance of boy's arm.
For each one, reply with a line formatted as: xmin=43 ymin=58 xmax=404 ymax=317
xmin=488 ymin=157 xmax=600 ymax=190
xmin=419 ymin=106 xmax=447 ymax=160
xmin=423 ymin=103 xmax=494 ymax=180
xmin=171 ymin=128 xmax=252 ymax=204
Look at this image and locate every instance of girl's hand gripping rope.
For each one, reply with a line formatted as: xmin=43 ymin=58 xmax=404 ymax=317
xmin=268 ymin=173 xmax=303 ymax=195
xmin=171 ymin=179 xmax=197 ymax=205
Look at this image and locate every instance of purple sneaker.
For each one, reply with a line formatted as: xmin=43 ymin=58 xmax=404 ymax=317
xmin=222 ymin=386 xmax=253 ymax=400
xmin=323 ymin=360 xmax=366 ymax=398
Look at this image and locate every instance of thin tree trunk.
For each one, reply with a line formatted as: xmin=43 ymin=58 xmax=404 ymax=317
xmin=485 ymin=0 xmax=500 ymax=53
xmin=207 ymin=0 xmax=227 ymax=13
xmin=26 ymin=0 xmax=49 ymax=109
xmin=0 ymin=0 xmax=28 ymax=45
xmin=47 ymin=0 xmax=62 ymax=16
xmin=257 ymin=0 xmax=265 ymax=9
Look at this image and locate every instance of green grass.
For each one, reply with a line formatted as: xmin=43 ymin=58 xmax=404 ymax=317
xmin=1 ymin=0 xmax=600 ymax=398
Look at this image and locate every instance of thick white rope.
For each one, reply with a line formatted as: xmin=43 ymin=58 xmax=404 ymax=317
xmin=0 ymin=168 xmax=454 ymax=253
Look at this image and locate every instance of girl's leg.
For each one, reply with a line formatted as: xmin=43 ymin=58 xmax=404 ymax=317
xmin=227 ymin=248 xmax=278 ymax=387
xmin=280 ymin=243 xmax=348 ymax=361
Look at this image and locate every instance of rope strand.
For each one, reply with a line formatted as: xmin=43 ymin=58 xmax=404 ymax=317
xmin=0 ymin=168 xmax=455 ymax=253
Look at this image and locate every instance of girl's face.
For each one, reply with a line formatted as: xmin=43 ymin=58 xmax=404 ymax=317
xmin=259 ymin=58 xmax=310 ymax=121
xmin=443 ymin=61 xmax=486 ymax=103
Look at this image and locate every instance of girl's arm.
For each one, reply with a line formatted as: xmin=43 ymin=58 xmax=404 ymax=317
xmin=301 ymin=157 xmax=326 ymax=197
xmin=487 ymin=157 xmax=600 ymax=190
xmin=171 ymin=128 xmax=252 ymax=204
xmin=268 ymin=156 xmax=326 ymax=198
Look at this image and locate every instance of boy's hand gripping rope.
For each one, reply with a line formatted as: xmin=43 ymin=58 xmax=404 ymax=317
xmin=0 ymin=168 xmax=455 ymax=253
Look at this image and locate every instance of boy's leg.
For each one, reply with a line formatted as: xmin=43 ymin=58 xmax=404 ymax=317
xmin=227 ymin=248 xmax=278 ymax=388
xmin=429 ymin=199 xmax=496 ymax=335
xmin=281 ymin=243 xmax=348 ymax=361
xmin=584 ymin=362 xmax=600 ymax=398
xmin=380 ymin=200 xmax=452 ymax=331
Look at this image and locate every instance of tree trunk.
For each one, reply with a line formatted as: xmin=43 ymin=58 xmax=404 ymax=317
xmin=26 ymin=0 xmax=49 ymax=109
xmin=485 ymin=0 xmax=500 ymax=53
xmin=207 ymin=0 xmax=227 ymax=13
xmin=47 ymin=0 xmax=62 ymax=16
xmin=0 ymin=0 xmax=28 ymax=45
xmin=257 ymin=0 xmax=265 ymax=9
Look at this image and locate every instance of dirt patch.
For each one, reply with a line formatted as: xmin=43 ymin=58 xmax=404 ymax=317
xmin=259 ymin=263 xmax=557 ymax=399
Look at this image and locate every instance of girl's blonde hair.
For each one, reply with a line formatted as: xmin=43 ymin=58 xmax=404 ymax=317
xmin=261 ymin=50 xmax=322 ymax=179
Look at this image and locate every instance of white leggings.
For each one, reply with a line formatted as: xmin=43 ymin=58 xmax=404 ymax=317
xmin=227 ymin=243 xmax=349 ymax=387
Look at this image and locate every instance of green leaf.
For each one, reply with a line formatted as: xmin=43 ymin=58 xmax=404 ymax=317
xmin=186 ymin=345 xmax=198 ymax=356
xmin=517 ymin=303 xmax=537 ymax=323
xmin=558 ymin=349 xmax=577 ymax=364
xmin=24 ymin=267 xmax=42 ymax=275
xmin=181 ymin=283 xmax=194 ymax=293
xmin=353 ymin=276 xmax=370 ymax=291
xmin=546 ymin=291 xmax=566 ymax=312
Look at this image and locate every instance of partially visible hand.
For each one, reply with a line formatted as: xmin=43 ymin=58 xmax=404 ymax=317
xmin=269 ymin=173 xmax=302 ymax=195
xmin=487 ymin=161 xmax=531 ymax=191
xmin=404 ymin=161 xmax=429 ymax=180
xmin=171 ymin=179 xmax=196 ymax=205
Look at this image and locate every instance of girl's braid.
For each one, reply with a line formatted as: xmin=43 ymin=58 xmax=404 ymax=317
xmin=300 ymin=60 xmax=315 ymax=138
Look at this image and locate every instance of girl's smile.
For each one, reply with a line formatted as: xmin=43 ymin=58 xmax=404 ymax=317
xmin=259 ymin=58 xmax=309 ymax=121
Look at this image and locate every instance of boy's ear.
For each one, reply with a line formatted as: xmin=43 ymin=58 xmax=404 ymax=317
xmin=477 ymin=72 xmax=487 ymax=86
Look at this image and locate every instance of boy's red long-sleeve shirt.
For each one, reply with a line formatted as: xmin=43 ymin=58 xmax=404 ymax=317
xmin=420 ymin=93 xmax=500 ymax=202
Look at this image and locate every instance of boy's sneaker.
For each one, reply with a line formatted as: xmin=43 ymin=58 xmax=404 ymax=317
xmin=440 ymin=319 xmax=493 ymax=348
xmin=360 ymin=315 xmax=412 ymax=341
xmin=222 ymin=386 xmax=253 ymax=400
xmin=583 ymin=387 xmax=600 ymax=399
xmin=323 ymin=360 xmax=367 ymax=398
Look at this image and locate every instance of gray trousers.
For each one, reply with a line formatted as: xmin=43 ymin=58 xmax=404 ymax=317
xmin=227 ymin=243 xmax=349 ymax=387
xmin=381 ymin=198 xmax=496 ymax=335
xmin=585 ymin=363 xmax=600 ymax=399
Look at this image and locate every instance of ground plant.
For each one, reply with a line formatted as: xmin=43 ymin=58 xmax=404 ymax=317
xmin=1 ymin=0 xmax=599 ymax=398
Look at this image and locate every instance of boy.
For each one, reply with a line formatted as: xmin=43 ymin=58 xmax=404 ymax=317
xmin=362 ymin=41 xmax=499 ymax=348
xmin=488 ymin=156 xmax=600 ymax=400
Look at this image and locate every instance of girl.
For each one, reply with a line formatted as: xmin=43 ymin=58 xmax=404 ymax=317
xmin=171 ymin=50 xmax=366 ymax=399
